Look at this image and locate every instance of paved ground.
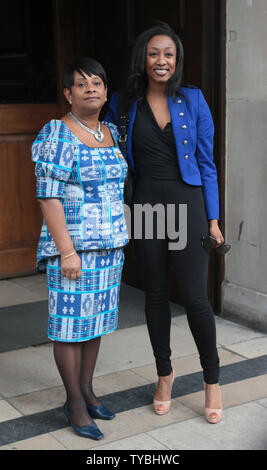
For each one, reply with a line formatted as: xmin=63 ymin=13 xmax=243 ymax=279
xmin=0 ymin=274 xmax=267 ymax=451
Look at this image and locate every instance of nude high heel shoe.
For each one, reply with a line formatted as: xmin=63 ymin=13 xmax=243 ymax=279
xmin=204 ymin=382 xmax=223 ymax=424
xmin=153 ymin=370 xmax=175 ymax=415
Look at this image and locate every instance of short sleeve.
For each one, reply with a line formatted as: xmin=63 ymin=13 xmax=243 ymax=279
xmin=31 ymin=120 xmax=74 ymax=198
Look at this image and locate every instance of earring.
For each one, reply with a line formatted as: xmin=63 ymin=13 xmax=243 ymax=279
xmin=69 ymin=100 xmax=72 ymax=105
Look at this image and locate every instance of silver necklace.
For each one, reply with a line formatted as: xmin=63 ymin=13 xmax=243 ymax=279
xmin=68 ymin=112 xmax=104 ymax=143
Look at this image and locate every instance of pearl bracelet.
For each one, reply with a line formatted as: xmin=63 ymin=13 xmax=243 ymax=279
xmin=62 ymin=251 xmax=76 ymax=260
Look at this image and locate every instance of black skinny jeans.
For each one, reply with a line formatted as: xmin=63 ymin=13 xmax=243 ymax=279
xmin=132 ymin=177 xmax=220 ymax=384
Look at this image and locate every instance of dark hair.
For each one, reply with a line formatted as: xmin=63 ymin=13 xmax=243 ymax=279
xmin=124 ymin=22 xmax=184 ymax=104
xmin=63 ymin=57 xmax=108 ymax=90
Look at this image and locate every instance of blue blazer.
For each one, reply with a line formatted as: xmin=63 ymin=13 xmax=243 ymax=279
xmin=105 ymin=86 xmax=219 ymax=220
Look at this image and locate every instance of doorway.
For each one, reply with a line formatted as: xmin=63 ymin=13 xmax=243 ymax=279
xmin=0 ymin=0 xmax=226 ymax=312
xmin=74 ymin=0 xmax=226 ymax=312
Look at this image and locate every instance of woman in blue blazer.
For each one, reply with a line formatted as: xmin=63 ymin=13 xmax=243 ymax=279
xmin=105 ymin=23 xmax=223 ymax=423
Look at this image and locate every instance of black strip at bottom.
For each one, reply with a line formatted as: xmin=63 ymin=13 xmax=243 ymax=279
xmin=0 ymin=354 xmax=267 ymax=447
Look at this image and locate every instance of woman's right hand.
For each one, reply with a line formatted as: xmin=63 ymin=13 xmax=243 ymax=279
xmin=61 ymin=252 xmax=82 ymax=280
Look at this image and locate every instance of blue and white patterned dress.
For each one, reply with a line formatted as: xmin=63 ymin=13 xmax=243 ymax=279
xmin=31 ymin=120 xmax=129 ymax=342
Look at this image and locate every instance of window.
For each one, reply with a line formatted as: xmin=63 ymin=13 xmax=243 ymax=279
xmin=0 ymin=1 xmax=57 ymax=103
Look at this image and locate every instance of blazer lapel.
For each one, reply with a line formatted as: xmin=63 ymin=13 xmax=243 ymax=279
xmin=127 ymin=95 xmax=190 ymax=175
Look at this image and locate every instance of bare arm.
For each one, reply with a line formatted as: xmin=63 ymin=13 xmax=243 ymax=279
xmin=38 ymin=198 xmax=81 ymax=279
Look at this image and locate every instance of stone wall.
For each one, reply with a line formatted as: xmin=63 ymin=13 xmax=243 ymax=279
xmin=223 ymin=0 xmax=267 ymax=331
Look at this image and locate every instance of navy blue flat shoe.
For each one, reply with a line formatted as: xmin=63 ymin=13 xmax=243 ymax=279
xmin=87 ymin=404 xmax=115 ymax=420
xmin=63 ymin=403 xmax=104 ymax=440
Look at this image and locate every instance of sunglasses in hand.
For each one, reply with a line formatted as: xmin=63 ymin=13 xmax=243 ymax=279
xmin=201 ymin=235 xmax=231 ymax=254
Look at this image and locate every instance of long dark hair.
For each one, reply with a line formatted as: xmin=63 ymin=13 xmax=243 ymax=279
xmin=63 ymin=57 xmax=108 ymax=90
xmin=124 ymin=22 xmax=184 ymax=105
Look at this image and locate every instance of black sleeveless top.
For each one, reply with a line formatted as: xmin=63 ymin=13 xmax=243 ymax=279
xmin=132 ymin=98 xmax=181 ymax=180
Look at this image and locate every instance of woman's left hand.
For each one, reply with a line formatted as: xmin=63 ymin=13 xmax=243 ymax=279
xmin=209 ymin=220 xmax=224 ymax=246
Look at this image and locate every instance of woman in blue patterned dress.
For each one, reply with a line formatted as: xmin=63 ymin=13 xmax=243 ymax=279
xmin=31 ymin=58 xmax=128 ymax=440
